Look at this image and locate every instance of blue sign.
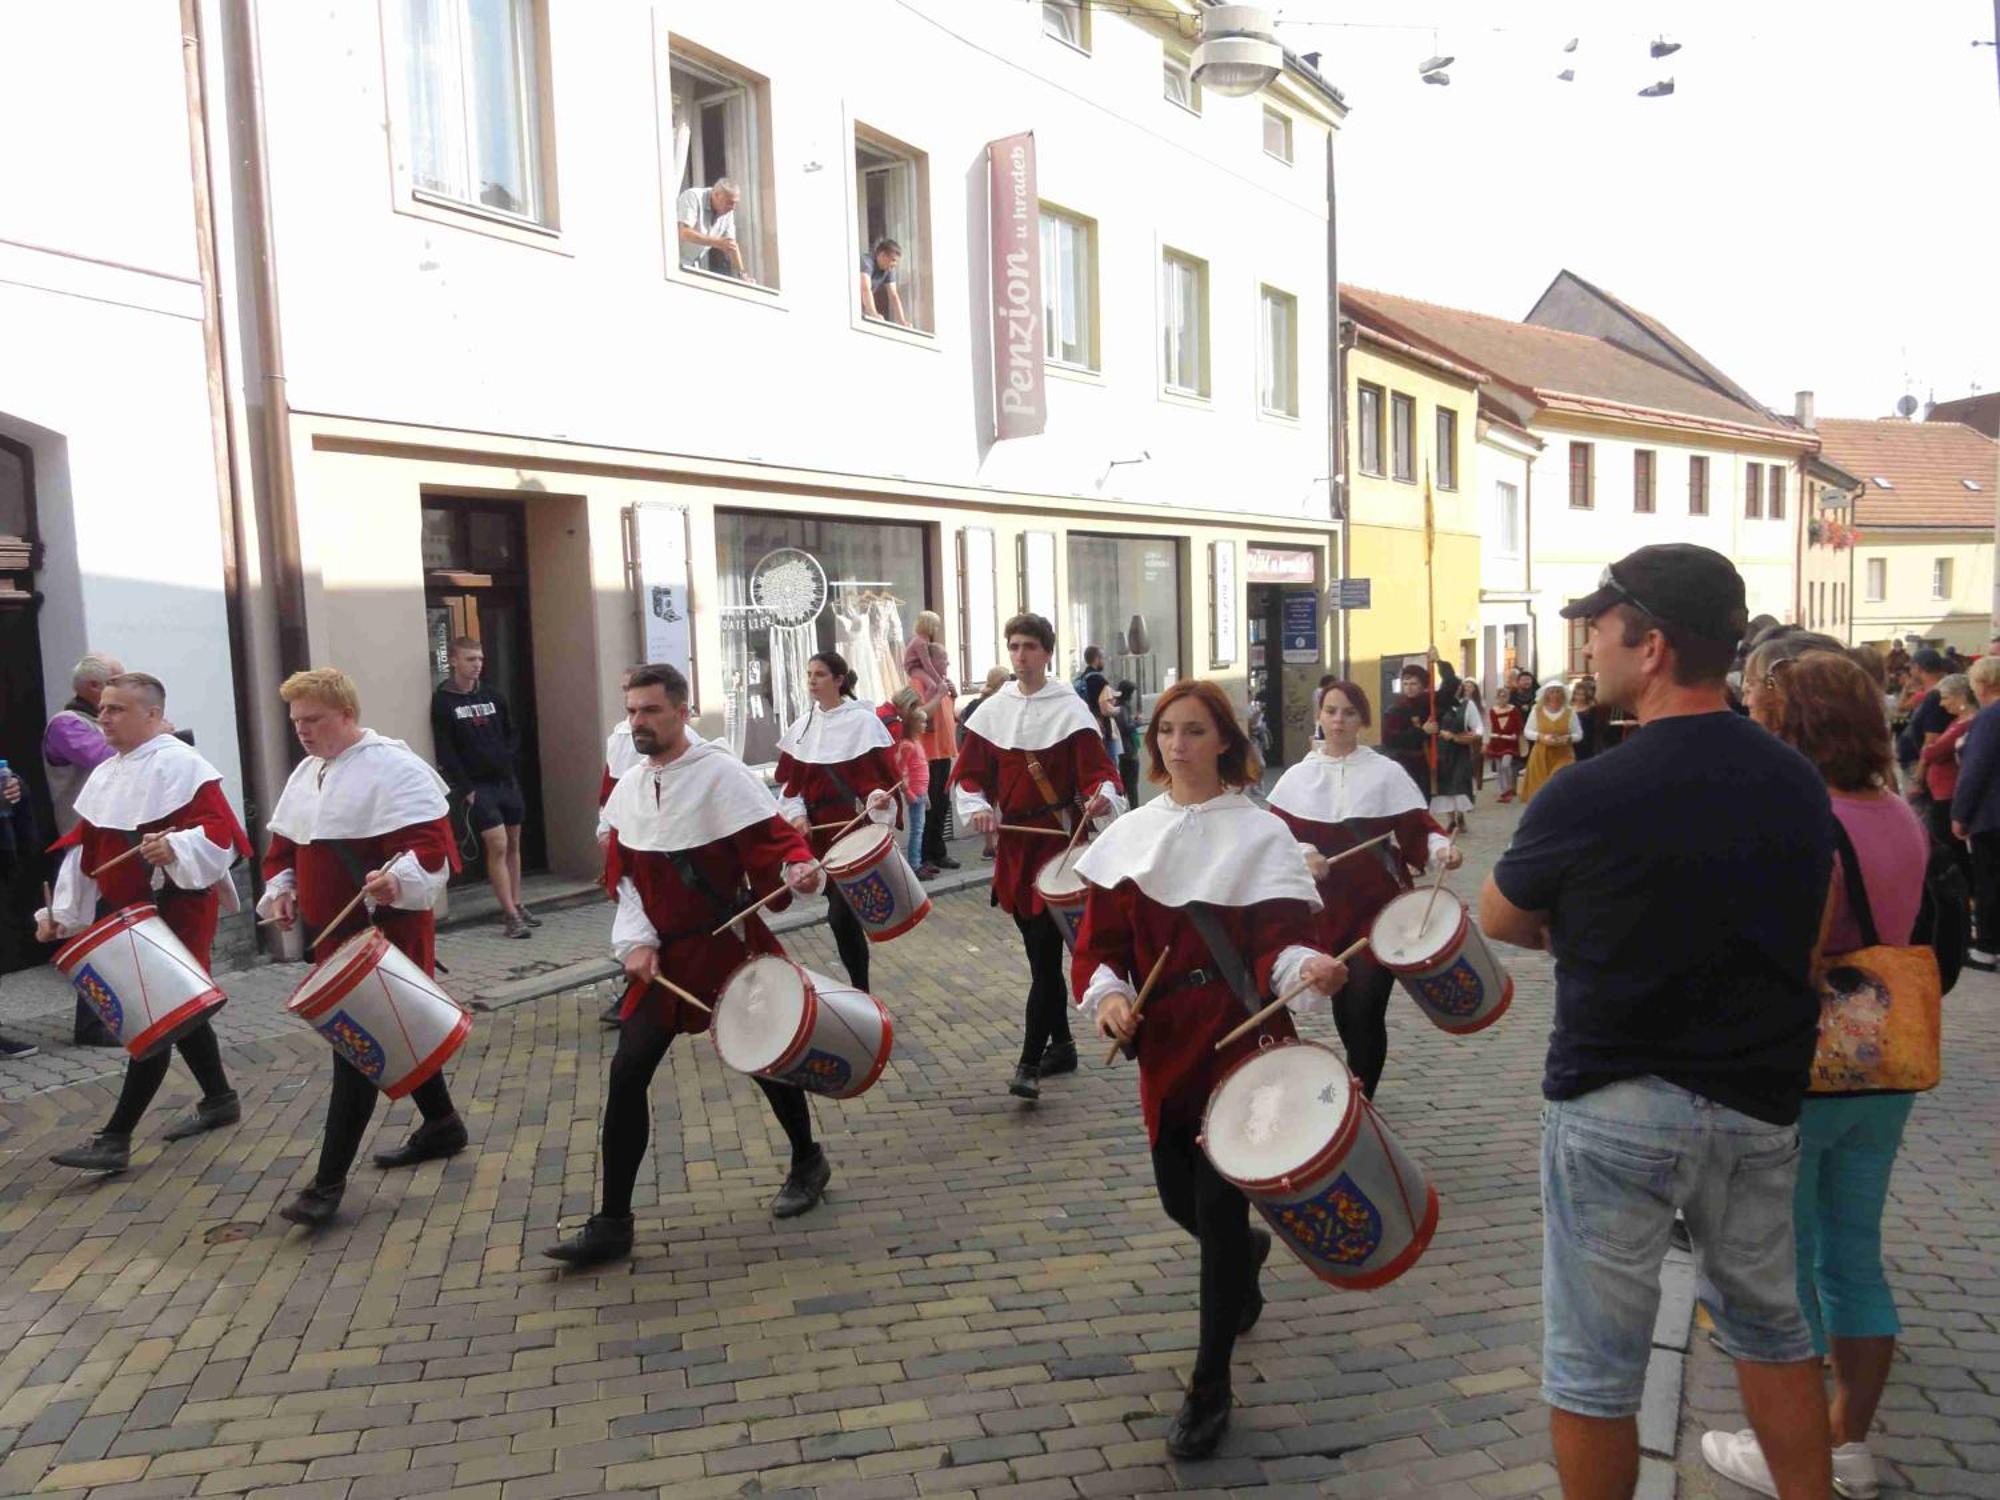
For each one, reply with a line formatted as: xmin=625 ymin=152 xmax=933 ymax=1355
xmin=1282 ymin=592 xmax=1320 ymax=664
xmin=1330 ymin=578 xmax=1372 ymax=611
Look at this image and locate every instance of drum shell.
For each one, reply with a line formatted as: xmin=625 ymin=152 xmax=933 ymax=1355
xmin=1201 ymin=1040 xmax=1438 ymax=1291
xmin=1370 ymin=891 xmax=1513 ymax=1035
xmin=714 ymin=956 xmax=894 ymax=1100
xmin=286 ymin=929 xmax=471 ymax=1098
xmin=54 ymin=903 xmax=227 ymax=1060
xmin=824 ymin=826 xmax=932 ymax=943
xmin=1033 ymin=847 xmax=1090 ymax=952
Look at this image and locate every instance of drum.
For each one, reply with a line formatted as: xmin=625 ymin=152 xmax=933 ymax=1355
xmin=1201 ymin=1039 xmax=1437 ymax=1291
xmin=712 ymin=954 xmax=893 ymax=1100
xmin=823 ymin=824 xmax=931 ymax=942
xmin=287 ymin=929 xmax=471 ymax=1098
xmin=1368 ymin=887 xmax=1513 ymax=1035
xmin=54 ymin=904 xmax=227 ymax=1060
xmin=1033 ymin=845 xmax=1090 ymax=951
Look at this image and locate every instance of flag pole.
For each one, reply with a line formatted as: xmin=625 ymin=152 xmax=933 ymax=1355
xmin=1424 ymin=461 xmax=1438 ymax=798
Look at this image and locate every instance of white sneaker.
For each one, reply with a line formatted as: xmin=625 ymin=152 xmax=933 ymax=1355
xmin=1701 ymin=1428 xmax=1778 ymax=1499
xmin=1832 ymin=1441 xmax=1879 ymax=1499
xmin=1966 ymin=948 xmax=1997 ymax=970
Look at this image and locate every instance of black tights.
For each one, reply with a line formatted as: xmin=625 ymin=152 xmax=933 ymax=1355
xmin=826 ymin=887 xmax=870 ymax=990
xmin=315 ymin=1056 xmax=455 ymax=1188
xmin=105 ymin=1021 xmax=232 ymax=1136
xmin=1335 ymin=955 xmax=1396 ymax=1098
xmin=600 ymin=1002 xmax=816 ymax=1218
xmin=1014 ymin=910 xmax=1073 ymax=1067
xmin=1152 ymin=1122 xmax=1255 ymax=1391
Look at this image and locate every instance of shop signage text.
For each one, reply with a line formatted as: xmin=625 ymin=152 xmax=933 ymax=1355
xmin=1282 ymin=591 xmax=1320 ymax=664
xmin=987 ymin=132 xmax=1045 ymax=441
xmin=1246 ymin=546 xmax=1316 ymax=585
xmin=631 ymin=503 xmax=694 ymax=699
xmin=1329 ymin=578 xmax=1372 ymax=611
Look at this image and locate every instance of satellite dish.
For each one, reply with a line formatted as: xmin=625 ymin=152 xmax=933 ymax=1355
xmin=1896 ymin=394 xmax=1920 ymax=417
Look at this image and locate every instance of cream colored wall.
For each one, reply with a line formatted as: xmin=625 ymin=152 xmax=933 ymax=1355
xmin=1852 ymin=530 xmax=1995 ymax=651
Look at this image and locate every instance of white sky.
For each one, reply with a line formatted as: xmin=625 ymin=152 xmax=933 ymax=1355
xmin=1279 ymin=0 xmax=1999 ymax=420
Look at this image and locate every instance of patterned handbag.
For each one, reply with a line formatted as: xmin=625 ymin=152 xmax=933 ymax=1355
xmin=1808 ymin=822 xmax=1941 ymax=1094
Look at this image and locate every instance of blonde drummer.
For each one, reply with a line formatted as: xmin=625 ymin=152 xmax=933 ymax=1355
xmin=258 ymin=668 xmax=470 ymax=1228
xmin=544 ymin=664 xmax=833 ymax=1268
xmin=1267 ymin=679 xmax=1461 ymax=1098
xmin=36 ymin=673 xmax=251 ymax=1174
xmin=1077 ymin=678 xmax=1346 ymax=1461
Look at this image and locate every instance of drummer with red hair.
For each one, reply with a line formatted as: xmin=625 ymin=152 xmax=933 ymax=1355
xmin=37 ymin=671 xmax=251 ymax=1175
xmin=1077 ymin=677 xmax=1348 ymax=1460
xmin=544 ymin=663 xmax=833 ymax=1268
xmin=1267 ymin=679 xmax=1461 ymax=1098
xmin=258 ymin=667 xmax=470 ymax=1227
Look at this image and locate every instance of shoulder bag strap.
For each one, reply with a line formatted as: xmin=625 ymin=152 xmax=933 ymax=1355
xmin=665 ymin=847 xmax=754 ymax=929
xmin=1023 ymin=751 xmax=1073 ymax=833
xmin=1184 ymin=902 xmax=1262 ymax=1018
xmin=1828 ymin=818 xmax=1881 ymax=950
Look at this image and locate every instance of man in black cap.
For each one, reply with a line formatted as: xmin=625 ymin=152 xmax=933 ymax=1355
xmin=1478 ymin=545 xmax=1836 ymax=1500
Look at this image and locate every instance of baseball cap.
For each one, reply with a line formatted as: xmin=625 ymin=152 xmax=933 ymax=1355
xmin=1559 ymin=543 xmax=1749 ymax=646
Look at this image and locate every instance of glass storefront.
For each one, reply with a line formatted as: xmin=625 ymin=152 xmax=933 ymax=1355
xmin=1065 ymin=534 xmax=1181 ymax=708
xmin=715 ymin=510 xmax=930 ymax=766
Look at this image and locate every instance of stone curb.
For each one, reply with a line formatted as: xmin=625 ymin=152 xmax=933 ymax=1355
xmin=1636 ymin=1243 xmax=1700 ymax=1498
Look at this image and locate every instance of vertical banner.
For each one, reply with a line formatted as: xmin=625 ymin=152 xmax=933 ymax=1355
xmin=959 ymin=526 xmax=999 ymax=685
xmin=987 ymin=132 xmax=1045 ymax=440
xmin=1210 ymin=540 xmax=1237 ymax=667
xmin=631 ymin=503 xmax=694 ymax=700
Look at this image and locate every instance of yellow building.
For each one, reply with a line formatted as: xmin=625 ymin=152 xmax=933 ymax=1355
xmin=1340 ymin=310 xmax=1485 ymax=736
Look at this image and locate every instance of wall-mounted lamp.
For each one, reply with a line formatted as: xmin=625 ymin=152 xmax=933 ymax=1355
xmin=1097 ymin=452 xmax=1152 ymax=489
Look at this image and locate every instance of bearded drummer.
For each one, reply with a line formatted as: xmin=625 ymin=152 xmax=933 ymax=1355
xmin=257 ymin=668 xmax=470 ymax=1228
xmin=35 ymin=673 xmax=251 ymax=1174
xmin=1076 ymin=678 xmax=1346 ymax=1461
xmin=1266 ymin=679 xmax=1461 ymax=1099
xmin=951 ymin=613 xmax=1125 ymax=1101
xmin=773 ymin=650 xmax=901 ymax=990
xmin=544 ymin=663 xmax=835 ymax=1268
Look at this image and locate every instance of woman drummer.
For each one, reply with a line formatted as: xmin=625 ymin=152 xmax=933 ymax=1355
xmin=773 ymin=651 xmax=902 ymax=989
xmin=1075 ymin=678 xmax=1347 ymax=1460
xmin=1266 ymin=679 xmax=1461 ymax=1098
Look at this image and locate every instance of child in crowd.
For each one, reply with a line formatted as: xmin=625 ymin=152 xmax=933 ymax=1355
xmin=896 ymin=702 xmax=933 ymax=875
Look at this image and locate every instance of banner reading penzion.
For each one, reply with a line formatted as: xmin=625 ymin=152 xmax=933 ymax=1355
xmin=987 ymin=131 xmax=1045 ymax=440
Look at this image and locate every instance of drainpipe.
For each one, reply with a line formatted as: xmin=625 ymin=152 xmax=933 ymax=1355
xmin=1325 ymin=130 xmax=1347 ymax=678
xmin=1521 ymin=440 xmax=1538 ymax=675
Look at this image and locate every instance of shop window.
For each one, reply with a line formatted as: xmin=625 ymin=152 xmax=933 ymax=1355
xmin=1068 ymin=534 xmax=1182 ymax=706
xmin=1356 ymin=382 xmax=1384 ymax=476
xmin=1688 ymin=454 xmax=1709 ymax=515
xmin=667 ymin=43 xmax=778 ymax=288
xmin=1162 ymin=250 xmax=1209 ymax=398
xmin=1259 ymin=286 xmax=1297 ymax=417
xmin=1042 ymin=0 xmax=1088 ymax=51
xmin=401 ymin=0 xmax=554 ymax=225
xmin=1436 ymin=408 xmax=1458 ymax=489
xmin=1569 ymin=442 xmax=1593 ymax=509
xmin=1040 ymin=204 xmax=1097 ymax=370
xmin=1389 ymin=392 xmax=1415 ymax=481
xmin=854 ymin=125 xmax=931 ymax=332
xmin=1745 ymin=462 xmax=1764 ymax=519
xmin=1163 ymin=48 xmax=1200 ymax=112
xmin=1865 ymin=557 xmax=1886 ymax=602
xmin=1263 ymin=106 xmax=1292 ymax=163
xmin=715 ymin=511 xmax=930 ymax=767
xmin=1633 ymin=448 xmax=1655 ymax=512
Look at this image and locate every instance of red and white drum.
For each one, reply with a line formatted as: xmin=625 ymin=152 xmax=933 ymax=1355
xmin=823 ymin=824 xmax=931 ymax=942
xmin=1201 ymin=1039 xmax=1437 ymax=1291
xmin=712 ymin=954 xmax=893 ymax=1100
xmin=54 ymin=904 xmax=227 ymax=1059
xmin=287 ymin=929 xmax=471 ymax=1098
xmin=1369 ymin=888 xmax=1513 ymax=1034
xmin=1033 ymin=845 xmax=1090 ymax=951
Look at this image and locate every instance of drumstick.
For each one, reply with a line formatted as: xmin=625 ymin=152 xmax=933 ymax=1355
xmin=85 ymin=839 xmax=160 ymax=881
xmin=1102 ymin=948 xmax=1175 ymax=1066
xmin=1212 ymin=935 xmax=1371 ymax=1052
xmin=1062 ymin=806 xmax=1093 ymax=860
xmin=1318 ymin=831 xmax=1394 ymax=871
xmin=650 ymin=973 xmax=711 ymax=1014
xmin=1418 ymin=834 xmax=1459 ymax=934
xmin=822 ymin=776 xmax=908 ymax=847
xmin=999 ymin=824 xmax=1069 ymax=838
xmin=314 ymin=852 xmax=409 ymax=952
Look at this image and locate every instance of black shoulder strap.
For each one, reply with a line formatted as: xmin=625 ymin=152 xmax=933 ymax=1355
xmin=822 ymin=763 xmax=860 ymax=811
xmin=1828 ymin=819 xmax=1881 ymax=949
xmin=665 ymin=847 xmax=753 ymax=926
xmin=1185 ymin=903 xmax=1261 ymax=1018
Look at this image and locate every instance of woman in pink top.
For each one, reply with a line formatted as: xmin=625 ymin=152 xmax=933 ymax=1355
xmin=1918 ymin=672 xmax=1975 ymax=888
xmin=889 ymin=686 xmax=933 ymax=874
xmin=904 ymin=611 xmax=959 ymax=873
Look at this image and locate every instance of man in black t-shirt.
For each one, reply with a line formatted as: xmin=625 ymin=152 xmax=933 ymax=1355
xmin=857 ymin=238 xmax=907 ymax=326
xmin=431 ymin=637 xmax=534 ymax=939
xmin=1480 ymin=544 xmax=1835 ymax=1500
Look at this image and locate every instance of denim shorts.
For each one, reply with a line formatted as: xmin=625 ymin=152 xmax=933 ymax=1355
xmin=1541 ymin=1076 xmax=1816 ymax=1419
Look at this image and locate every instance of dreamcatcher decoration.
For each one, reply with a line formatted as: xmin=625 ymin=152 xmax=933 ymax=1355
xmin=750 ymin=547 xmax=828 ymax=740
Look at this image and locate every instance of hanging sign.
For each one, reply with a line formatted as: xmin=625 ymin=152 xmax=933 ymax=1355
xmin=1211 ymin=540 xmax=1237 ymax=667
xmin=1329 ymin=578 xmax=1372 ymax=611
xmin=987 ymin=132 xmax=1046 ymax=440
xmin=631 ymin=503 xmax=694 ymax=692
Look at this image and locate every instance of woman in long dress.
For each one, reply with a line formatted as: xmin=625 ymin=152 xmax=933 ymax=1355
xmin=1429 ymin=678 xmax=1484 ymax=833
xmin=1519 ymin=681 xmax=1580 ymax=803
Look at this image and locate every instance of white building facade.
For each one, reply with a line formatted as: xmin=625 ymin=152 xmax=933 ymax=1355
xmin=1474 ymin=407 xmax=1540 ymax=695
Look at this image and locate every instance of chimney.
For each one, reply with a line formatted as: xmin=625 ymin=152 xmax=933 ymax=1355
xmin=1794 ymin=390 xmax=1815 ymax=429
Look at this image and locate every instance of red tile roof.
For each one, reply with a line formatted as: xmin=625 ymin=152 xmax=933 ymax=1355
xmin=1814 ymin=419 xmax=2000 ymax=529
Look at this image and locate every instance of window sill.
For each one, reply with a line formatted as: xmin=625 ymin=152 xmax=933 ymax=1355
xmin=1357 ymin=465 xmax=1385 ymax=480
xmin=1160 ymin=386 xmax=1212 ymax=410
xmin=398 ymin=190 xmax=569 ymax=254
xmin=1257 ymin=406 xmax=1301 ymax=427
xmin=1391 ymin=474 xmax=1418 ymax=486
xmin=1166 ymin=96 xmax=1202 ymax=118
xmin=1044 ymin=32 xmax=1092 ymax=57
xmin=1265 ymin=150 xmax=1294 ymax=167
xmin=851 ymin=314 xmax=939 ymax=350
xmin=1046 ymin=360 xmax=1105 ymax=385
xmin=668 ymin=265 xmax=787 ymax=309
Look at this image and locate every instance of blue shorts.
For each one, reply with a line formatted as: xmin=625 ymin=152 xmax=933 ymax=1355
xmin=1541 ymin=1076 xmax=1816 ymax=1419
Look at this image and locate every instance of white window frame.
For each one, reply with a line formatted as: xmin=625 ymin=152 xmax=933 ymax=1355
xmin=1389 ymin=392 xmax=1416 ymax=482
xmin=1039 ymin=203 xmax=1098 ymax=373
xmin=1357 ymin=382 xmax=1385 ymax=476
xmin=1162 ymin=249 xmax=1210 ymax=400
xmin=1436 ymin=407 xmax=1459 ymax=489
xmin=1933 ymin=557 xmax=1953 ymax=600
xmin=1042 ymin=0 xmax=1089 ymax=53
xmin=1263 ymin=106 xmax=1293 ymax=163
xmin=1495 ymin=479 xmax=1522 ymax=558
xmin=1163 ymin=49 xmax=1200 ymax=113
xmin=664 ymin=39 xmax=780 ymax=293
xmin=1258 ymin=285 xmax=1298 ymax=418
xmin=852 ymin=122 xmax=933 ymax=337
xmin=1866 ymin=557 xmax=1886 ymax=602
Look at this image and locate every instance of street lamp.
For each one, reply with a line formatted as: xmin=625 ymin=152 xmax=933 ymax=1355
xmin=1193 ymin=5 xmax=1282 ymax=97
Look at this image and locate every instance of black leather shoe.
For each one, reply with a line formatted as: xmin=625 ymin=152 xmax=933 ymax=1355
xmin=372 ymin=1112 xmax=469 ymax=1170
xmin=1165 ymin=1380 xmax=1232 ymax=1460
xmin=1239 ymin=1228 xmax=1272 ymax=1335
xmin=543 ymin=1213 xmax=634 ymax=1266
xmin=1037 ymin=1039 xmax=1078 ymax=1077
xmin=937 ymin=855 xmax=961 ymax=870
xmin=160 ymin=1090 xmax=241 ymax=1143
xmin=51 ymin=1132 xmax=131 ymax=1173
xmin=772 ymin=1151 xmax=831 ymax=1219
xmin=598 ymin=1000 xmax=623 ymax=1027
xmin=1008 ymin=1063 xmax=1041 ymax=1101
xmin=278 ymin=1179 xmax=345 ymax=1227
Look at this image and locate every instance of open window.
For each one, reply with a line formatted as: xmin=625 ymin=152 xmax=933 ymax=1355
xmin=400 ymin=0 xmax=556 ymax=227
xmin=854 ymin=125 xmax=932 ymax=334
xmin=665 ymin=40 xmax=778 ymax=289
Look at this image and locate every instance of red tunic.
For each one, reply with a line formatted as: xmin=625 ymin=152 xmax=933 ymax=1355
xmin=1485 ymin=702 xmax=1524 ymax=760
xmin=1073 ymin=882 xmax=1312 ymax=1144
xmin=598 ymin=766 xmax=617 ymax=807
xmin=608 ymin=814 xmax=812 ymax=1034
xmin=1271 ymin=807 xmax=1439 ymax=954
xmin=773 ymin=748 xmax=902 ymax=860
xmin=951 ymin=727 xmax=1122 ymax=916
xmin=262 ymin=819 xmax=459 ymax=976
xmin=53 ymin=781 xmax=250 ymax=969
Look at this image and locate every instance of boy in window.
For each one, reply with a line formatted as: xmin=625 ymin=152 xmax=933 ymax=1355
xmin=859 ymin=238 xmax=906 ymax=326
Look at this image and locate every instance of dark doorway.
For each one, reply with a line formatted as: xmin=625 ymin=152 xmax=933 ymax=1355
xmin=1247 ymin=583 xmax=1286 ymax=767
xmin=0 ymin=436 xmax=51 ymax=974
xmin=421 ymin=498 xmax=545 ymax=884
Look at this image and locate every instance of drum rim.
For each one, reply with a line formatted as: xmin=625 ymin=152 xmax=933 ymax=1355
xmin=824 ymin=822 xmax=894 ymax=872
xmin=1033 ymin=858 xmax=1089 ymax=901
xmin=1269 ymin=1180 xmax=1440 ymax=1291
xmin=52 ymin=902 xmax=162 ymax=972
xmin=1370 ymin=887 xmax=1471 ymax=975
xmin=125 ymin=989 xmax=228 ymax=1060
xmin=287 ymin=928 xmax=392 ymax=1018
xmin=380 ymin=1008 xmax=473 ymax=1099
xmin=713 ymin=952 xmax=815 ymax=1073
xmin=1201 ymin=1038 xmax=1363 ymax=1193
xmin=1418 ymin=973 xmax=1515 ymax=1035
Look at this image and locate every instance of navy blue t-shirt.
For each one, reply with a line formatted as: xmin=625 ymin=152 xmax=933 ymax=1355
xmin=1492 ymin=711 xmax=1833 ymax=1125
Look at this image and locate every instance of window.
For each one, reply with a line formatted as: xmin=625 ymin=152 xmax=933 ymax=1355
xmin=1866 ymin=557 xmax=1886 ymax=602
xmin=1569 ymin=442 xmax=1594 ymax=509
xmin=1688 ymin=454 xmax=1709 ymax=515
xmin=1568 ymin=615 xmax=1592 ymax=675
xmin=854 ymin=125 xmax=931 ymax=332
xmin=1042 ymin=0 xmax=1088 ymax=51
xmin=1068 ymin=535 xmax=1182 ymax=701
xmin=1163 ymin=49 xmax=1199 ymax=112
xmin=1389 ymin=393 xmax=1416 ymax=481
xmin=1494 ymin=480 xmax=1521 ymax=556
xmin=1769 ymin=466 xmax=1786 ymax=520
xmin=1436 ymin=409 xmax=1459 ymax=489
xmin=1262 ymin=106 xmax=1293 ymax=162
xmin=1633 ymin=449 xmax=1656 ymax=513
xmin=1835 ymin=582 xmax=1843 ymax=624
xmin=402 ymin=0 xmax=553 ymax=225
xmin=1933 ymin=557 xmax=1953 ymax=600
xmin=1162 ymin=250 xmax=1209 ymax=398
xmin=1258 ymin=286 xmax=1297 ymax=417
xmin=1039 ymin=205 xmax=1096 ymax=370
xmin=1745 ymin=462 xmax=1764 ymax=518
xmin=1357 ymin=383 xmax=1385 ymax=476
xmin=668 ymin=45 xmax=777 ymax=286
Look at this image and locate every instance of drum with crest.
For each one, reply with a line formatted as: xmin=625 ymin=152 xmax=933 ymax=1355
xmin=287 ymin=929 xmax=472 ymax=1098
xmin=712 ymin=954 xmax=893 ymax=1100
xmin=823 ymin=824 xmax=931 ymax=942
xmin=55 ymin=903 xmax=228 ymax=1059
xmin=1033 ymin=844 xmax=1091 ymax=951
xmin=1368 ymin=887 xmax=1513 ymax=1034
